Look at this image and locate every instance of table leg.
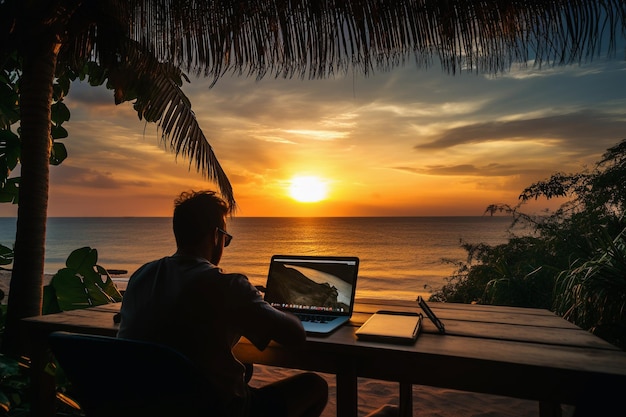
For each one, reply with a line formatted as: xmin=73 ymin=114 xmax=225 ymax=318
xmin=336 ymin=362 xmax=358 ymax=417
xmin=28 ymin=332 xmax=56 ymax=417
xmin=539 ymin=401 xmax=562 ymax=417
xmin=399 ymin=382 xmax=412 ymax=417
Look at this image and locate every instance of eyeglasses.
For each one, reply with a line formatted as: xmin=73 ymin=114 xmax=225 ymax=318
xmin=216 ymin=227 xmax=233 ymax=247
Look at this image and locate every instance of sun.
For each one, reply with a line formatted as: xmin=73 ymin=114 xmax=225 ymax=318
xmin=289 ymin=176 xmax=328 ymax=203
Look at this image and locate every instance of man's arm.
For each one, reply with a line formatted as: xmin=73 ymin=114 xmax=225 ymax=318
xmin=229 ymin=274 xmax=306 ymax=349
xmin=264 ymin=306 xmax=306 ymax=346
xmin=243 ymin=302 xmax=306 ymax=349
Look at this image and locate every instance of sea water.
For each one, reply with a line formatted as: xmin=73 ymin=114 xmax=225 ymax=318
xmin=0 ymin=216 xmax=513 ymax=299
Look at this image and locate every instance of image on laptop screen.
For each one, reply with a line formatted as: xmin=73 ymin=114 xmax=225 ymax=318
xmin=264 ymin=255 xmax=359 ymax=316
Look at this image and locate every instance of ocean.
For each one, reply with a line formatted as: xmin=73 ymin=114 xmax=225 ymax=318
xmin=0 ymin=216 xmax=513 ymax=300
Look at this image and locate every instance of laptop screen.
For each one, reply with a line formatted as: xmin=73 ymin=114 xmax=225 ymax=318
xmin=264 ymin=255 xmax=359 ymax=316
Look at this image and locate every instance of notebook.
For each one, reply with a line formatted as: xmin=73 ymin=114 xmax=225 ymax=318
xmin=356 ymin=310 xmax=422 ymax=344
xmin=263 ymin=255 xmax=359 ymax=335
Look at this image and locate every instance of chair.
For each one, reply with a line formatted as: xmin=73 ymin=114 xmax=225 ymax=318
xmin=48 ymin=331 xmax=219 ymax=417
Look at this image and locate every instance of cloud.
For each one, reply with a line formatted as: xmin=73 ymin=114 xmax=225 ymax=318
xmin=50 ymin=165 xmax=150 ymax=189
xmin=415 ymin=110 xmax=626 ymax=152
xmin=394 ymin=163 xmax=519 ymax=176
xmin=283 ymin=129 xmax=348 ymax=141
xmin=68 ymin=81 xmax=116 ymax=105
xmin=28 ymin=51 xmax=626 ymax=217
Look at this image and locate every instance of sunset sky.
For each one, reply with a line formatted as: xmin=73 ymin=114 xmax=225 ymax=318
xmin=2 ymin=54 xmax=626 ymax=217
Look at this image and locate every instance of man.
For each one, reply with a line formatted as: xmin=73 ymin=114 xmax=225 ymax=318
xmin=118 ymin=190 xmax=328 ymax=416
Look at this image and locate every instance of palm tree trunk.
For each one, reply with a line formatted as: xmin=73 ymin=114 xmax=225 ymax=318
xmin=2 ymin=33 xmax=59 ymax=356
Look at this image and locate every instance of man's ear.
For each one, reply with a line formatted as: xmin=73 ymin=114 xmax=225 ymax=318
xmin=213 ymin=227 xmax=220 ymax=247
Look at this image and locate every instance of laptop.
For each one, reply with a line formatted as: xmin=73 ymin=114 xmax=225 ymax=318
xmin=263 ymin=255 xmax=359 ymax=335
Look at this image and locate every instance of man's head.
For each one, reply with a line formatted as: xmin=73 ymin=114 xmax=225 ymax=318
xmin=172 ymin=190 xmax=232 ymax=264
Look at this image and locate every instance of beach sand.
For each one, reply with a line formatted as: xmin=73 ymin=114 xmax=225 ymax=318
xmin=249 ymin=365 xmax=548 ymax=417
xmin=0 ymin=271 xmax=556 ymax=416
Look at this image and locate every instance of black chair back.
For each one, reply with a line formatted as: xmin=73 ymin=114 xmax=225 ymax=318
xmin=49 ymin=331 xmax=219 ymax=417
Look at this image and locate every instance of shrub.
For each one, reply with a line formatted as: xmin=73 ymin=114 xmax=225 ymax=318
xmin=431 ymin=139 xmax=626 ymax=349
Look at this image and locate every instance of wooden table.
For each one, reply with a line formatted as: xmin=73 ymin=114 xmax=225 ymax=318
xmin=22 ymin=299 xmax=626 ymax=417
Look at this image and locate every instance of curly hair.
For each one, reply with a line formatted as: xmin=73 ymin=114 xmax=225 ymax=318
xmin=172 ymin=190 xmax=230 ymax=248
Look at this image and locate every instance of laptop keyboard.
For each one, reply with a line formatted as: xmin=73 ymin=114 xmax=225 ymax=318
xmin=296 ymin=313 xmax=331 ymax=323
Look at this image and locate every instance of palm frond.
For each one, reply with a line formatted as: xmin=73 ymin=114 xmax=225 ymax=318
xmin=117 ymin=52 xmax=235 ymax=209
xmin=58 ymin=10 xmax=236 ymax=209
xmin=129 ymin=0 xmax=625 ymax=82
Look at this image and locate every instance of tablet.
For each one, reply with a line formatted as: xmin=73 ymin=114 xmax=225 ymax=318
xmin=356 ymin=310 xmax=422 ymax=344
xmin=417 ymin=296 xmax=445 ymax=334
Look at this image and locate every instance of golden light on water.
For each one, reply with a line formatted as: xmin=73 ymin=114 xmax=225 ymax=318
xmin=288 ymin=176 xmax=329 ymax=203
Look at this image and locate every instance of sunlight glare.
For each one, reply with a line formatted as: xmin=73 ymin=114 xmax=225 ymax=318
xmin=289 ymin=176 xmax=328 ymax=203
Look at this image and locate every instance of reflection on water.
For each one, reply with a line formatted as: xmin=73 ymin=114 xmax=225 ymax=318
xmin=0 ymin=216 xmax=515 ymax=300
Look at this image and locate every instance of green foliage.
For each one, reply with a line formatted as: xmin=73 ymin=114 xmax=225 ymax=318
xmin=0 ymin=54 xmax=20 ymax=130
xmin=0 ymin=350 xmax=82 ymax=417
xmin=432 ymin=139 xmax=626 ymax=349
xmin=0 ymin=54 xmax=21 ymax=205
xmin=0 ymin=245 xmax=120 ymax=416
xmin=0 ymin=354 xmax=29 ymax=416
xmin=0 ymin=129 xmax=19 ymax=204
xmin=43 ymin=247 xmax=122 ymax=314
xmin=40 ymin=246 xmax=122 ymax=416
xmin=554 ymin=224 xmax=626 ymax=349
xmin=433 ymin=236 xmax=561 ymax=308
xmin=0 ymin=53 xmax=74 ymax=204
xmin=0 ymin=245 xmax=12 ymax=269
